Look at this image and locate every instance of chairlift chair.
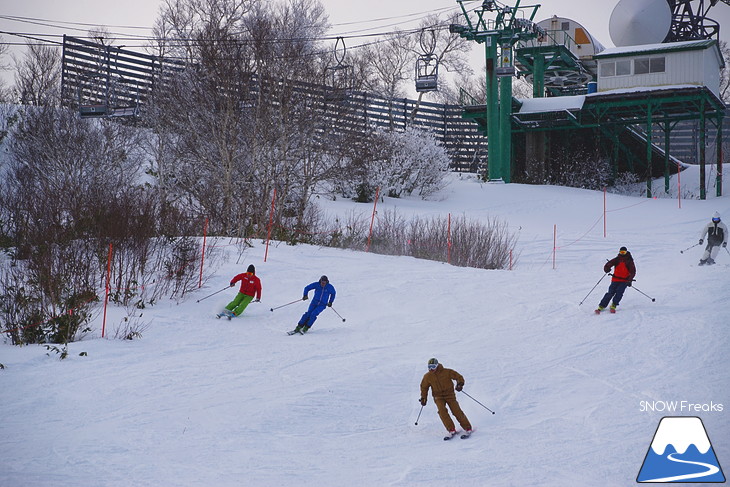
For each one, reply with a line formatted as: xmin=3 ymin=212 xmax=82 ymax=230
xmin=324 ymin=63 xmax=353 ymax=104
xmin=415 ymin=54 xmax=439 ymax=92
xmin=324 ymin=36 xmax=354 ymax=104
xmin=77 ymin=74 xmax=109 ymax=118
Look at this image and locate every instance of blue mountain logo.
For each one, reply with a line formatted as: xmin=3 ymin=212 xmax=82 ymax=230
xmin=637 ymin=416 xmax=725 ymax=483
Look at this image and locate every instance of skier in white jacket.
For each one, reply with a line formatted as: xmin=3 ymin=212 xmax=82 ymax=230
xmin=698 ymin=211 xmax=728 ymax=265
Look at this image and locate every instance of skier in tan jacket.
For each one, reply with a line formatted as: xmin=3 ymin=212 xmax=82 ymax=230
xmin=419 ymin=358 xmax=472 ymax=438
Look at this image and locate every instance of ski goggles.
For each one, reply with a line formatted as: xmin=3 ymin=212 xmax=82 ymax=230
xmin=428 ymin=363 xmax=438 ymax=370
xmin=712 ymin=217 xmax=720 ymax=222
xmin=619 ymin=250 xmax=627 ymax=255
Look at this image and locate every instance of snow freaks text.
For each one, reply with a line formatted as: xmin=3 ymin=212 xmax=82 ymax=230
xmin=639 ymin=401 xmax=724 ymax=413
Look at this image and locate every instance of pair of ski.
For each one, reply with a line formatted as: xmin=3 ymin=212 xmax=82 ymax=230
xmin=286 ymin=328 xmax=308 ymax=335
xmin=216 ymin=310 xmax=235 ymax=320
xmin=444 ymin=430 xmax=472 ymax=441
xmin=594 ymin=308 xmax=616 ymax=314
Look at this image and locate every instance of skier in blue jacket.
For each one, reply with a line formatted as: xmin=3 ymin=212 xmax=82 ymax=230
xmin=291 ymin=275 xmax=336 ymax=334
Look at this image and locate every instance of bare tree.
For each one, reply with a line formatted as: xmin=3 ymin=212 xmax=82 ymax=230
xmin=0 ymin=36 xmax=10 ymax=102
xmin=356 ymin=32 xmax=415 ymax=100
xmin=147 ymin=0 xmax=337 ymax=238
xmin=146 ymin=0 xmax=255 ymax=235
xmin=13 ymin=41 xmax=61 ymax=107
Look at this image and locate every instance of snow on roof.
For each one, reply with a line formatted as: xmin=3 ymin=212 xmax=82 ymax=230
xmin=518 ymin=95 xmax=585 ymax=114
xmin=595 ymin=39 xmax=716 ymax=58
xmin=588 ymin=84 xmax=705 ymax=96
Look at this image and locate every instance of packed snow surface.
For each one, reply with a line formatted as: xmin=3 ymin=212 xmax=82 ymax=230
xmin=1 ymin=167 xmax=728 ymax=486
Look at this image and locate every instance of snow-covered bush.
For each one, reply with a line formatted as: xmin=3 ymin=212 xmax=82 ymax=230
xmin=372 ymin=127 xmax=450 ymax=198
xmin=551 ymin=150 xmax=612 ymax=190
xmin=337 ymin=127 xmax=450 ymax=201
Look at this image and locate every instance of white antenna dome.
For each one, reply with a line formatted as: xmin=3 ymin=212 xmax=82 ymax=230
xmin=609 ymin=0 xmax=672 ymax=47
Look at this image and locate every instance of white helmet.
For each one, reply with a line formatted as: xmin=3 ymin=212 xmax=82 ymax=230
xmin=712 ymin=211 xmax=721 ymax=221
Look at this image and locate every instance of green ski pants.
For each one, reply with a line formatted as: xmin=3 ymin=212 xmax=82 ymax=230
xmin=225 ymin=293 xmax=254 ymax=316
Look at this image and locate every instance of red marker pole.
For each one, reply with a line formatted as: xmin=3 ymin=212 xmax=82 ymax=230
xmin=366 ymin=187 xmax=380 ymax=252
xmin=102 ymin=243 xmax=113 ymax=338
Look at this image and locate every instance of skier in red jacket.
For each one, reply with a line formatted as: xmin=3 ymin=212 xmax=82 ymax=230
xmin=217 ymin=264 xmax=262 ymax=319
xmin=595 ymin=246 xmax=636 ymax=314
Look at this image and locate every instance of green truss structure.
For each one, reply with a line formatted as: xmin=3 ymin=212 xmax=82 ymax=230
xmin=452 ymin=1 xmax=726 ymax=198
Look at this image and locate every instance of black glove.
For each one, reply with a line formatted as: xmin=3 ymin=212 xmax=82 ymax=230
xmin=327 ymin=302 xmax=332 ymax=307
xmin=627 ymin=281 xmax=632 ymax=287
xmin=419 ymin=398 xmax=427 ymax=406
xmin=455 ymin=383 xmax=464 ymax=392
xmin=723 ymin=242 xmax=727 ymax=248
xmin=302 ymin=295 xmax=308 ymax=301
xmin=230 ymin=282 xmax=235 ymax=287
xmin=699 ymin=239 xmax=703 ymax=245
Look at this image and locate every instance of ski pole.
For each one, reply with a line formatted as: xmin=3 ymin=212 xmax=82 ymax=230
xmin=415 ymin=403 xmax=424 ymax=425
xmin=330 ymin=306 xmax=346 ymax=322
xmin=679 ymin=242 xmax=700 ymax=254
xmin=270 ymin=298 xmax=304 ymax=312
xmin=631 ymin=285 xmax=656 ymax=302
xmin=459 ymin=390 xmax=495 ymax=415
xmin=725 ymin=246 xmax=730 ymax=257
xmin=196 ymin=285 xmax=231 ymax=303
xmin=579 ymin=273 xmax=608 ymax=306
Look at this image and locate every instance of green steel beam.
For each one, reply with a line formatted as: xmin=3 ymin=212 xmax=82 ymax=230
xmin=700 ymin=100 xmax=706 ymax=200
xmin=646 ymin=108 xmax=653 ymax=198
xmin=486 ymin=39 xmax=500 ymax=180
xmin=454 ymin=0 xmax=540 ymax=181
xmin=499 ymin=74 xmax=513 ymax=182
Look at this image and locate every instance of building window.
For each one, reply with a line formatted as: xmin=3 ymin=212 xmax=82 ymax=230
xmin=634 ymin=56 xmax=665 ymax=74
xmin=634 ymin=58 xmax=650 ymax=74
xmin=600 ymin=60 xmax=632 ymax=77
xmin=649 ymin=57 xmax=665 ymax=73
xmin=601 ymin=56 xmax=666 ymax=78
xmin=616 ymin=60 xmax=631 ymax=76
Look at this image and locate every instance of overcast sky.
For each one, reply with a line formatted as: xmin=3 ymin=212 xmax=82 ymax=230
xmin=2 ymin=0 xmax=729 ymax=88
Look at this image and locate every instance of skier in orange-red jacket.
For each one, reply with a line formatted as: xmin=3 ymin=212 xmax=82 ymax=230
xmin=595 ymin=246 xmax=636 ymax=314
xmin=217 ymin=264 xmax=262 ymax=319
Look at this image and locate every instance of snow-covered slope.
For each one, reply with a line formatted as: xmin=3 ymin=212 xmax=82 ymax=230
xmin=1 ymin=167 xmax=728 ymax=486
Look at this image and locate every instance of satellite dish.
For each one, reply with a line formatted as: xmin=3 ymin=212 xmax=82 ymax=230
xmin=609 ymin=0 xmax=672 ymax=47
